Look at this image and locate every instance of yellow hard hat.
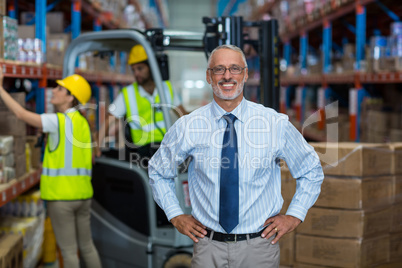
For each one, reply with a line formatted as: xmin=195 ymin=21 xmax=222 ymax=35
xmin=128 ymin=44 xmax=148 ymax=65
xmin=56 ymin=74 xmax=91 ymax=105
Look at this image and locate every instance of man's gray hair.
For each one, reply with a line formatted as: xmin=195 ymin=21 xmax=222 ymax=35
xmin=207 ymin=44 xmax=248 ymax=68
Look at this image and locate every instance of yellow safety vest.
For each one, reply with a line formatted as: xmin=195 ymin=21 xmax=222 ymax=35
xmin=122 ymin=81 xmax=174 ymax=146
xmin=40 ymin=111 xmax=93 ymax=201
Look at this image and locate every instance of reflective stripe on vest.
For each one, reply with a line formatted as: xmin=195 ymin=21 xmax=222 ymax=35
xmin=122 ymin=81 xmax=174 ymax=146
xmin=40 ymin=111 xmax=93 ymax=201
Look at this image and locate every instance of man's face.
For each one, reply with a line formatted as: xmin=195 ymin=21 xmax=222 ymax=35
xmin=206 ymin=49 xmax=248 ymax=102
xmin=130 ymin=62 xmax=152 ymax=85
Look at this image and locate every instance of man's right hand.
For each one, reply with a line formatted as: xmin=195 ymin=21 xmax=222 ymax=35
xmin=170 ymin=215 xmax=207 ymax=243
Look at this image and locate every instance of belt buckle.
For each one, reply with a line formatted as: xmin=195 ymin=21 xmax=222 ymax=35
xmin=226 ymin=234 xmax=237 ymax=243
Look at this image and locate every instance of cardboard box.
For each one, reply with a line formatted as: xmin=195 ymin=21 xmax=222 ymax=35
xmin=0 ymin=92 xmax=25 ymax=112
xmin=0 ymin=0 xmax=5 ymax=16
xmin=315 ymin=176 xmax=394 ymax=209
xmin=279 ymin=231 xmax=295 ymax=266
xmin=375 ymin=261 xmax=402 ymax=268
xmin=46 ymin=12 xmax=64 ymax=33
xmin=366 ymin=130 xmax=388 ymax=143
xmin=26 ymin=136 xmax=41 ymax=169
xmin=46 ymin=33 xmax=71 ymax=66
xmin=391 ymin=203 xmax=402 ymax=233
xmin=394 ymin=176 xmax=402 ymax=204
xmin=18 ymin=24 xmax=50 ymax=40
xmin=311 ymin=142 xmax=392 ymax=176
xmin=390 ymin=143 xmax=402 ymax=175
xmin=17 ymin=25 xmax=35 ymax=39
xmin=280 ymin=199 xmax=291 ymax=215
xmin=294 ymin=263 xmax=335 ymax=268
xmin=14 ymin=153 xmax=26 ymax=178
xmin=390 ymin=232 xmax=402 ymax=262
xmin=295 ymin=234 xmax=389 ymax=267
xmin=367 ymin=110 xmax=389 ymax=132
xmin=0 ymin=248 xmax=12 ymax=268
xmin=13 ymin=136 xmax=26 ymax=157
xmin=0 ymin=112 xmax=26 ymax=136
xmin=0 ymin=233 xmax=23 ymax=268
xmin=390 ymin=129 xmax=402 ymax=143
xmin=20 ymin=12 xmax=62 ymax=33
xmin=298 ymin=207 xmax=392 ymax=238
xmin=281 ymin=167 xmax=296 ymax=204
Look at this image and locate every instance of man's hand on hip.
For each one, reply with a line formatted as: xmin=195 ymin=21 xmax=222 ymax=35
xmin=170 ymin=215 xmax=207 ymax=243
xmin=261 ymin=214 xmax=301 ymax=244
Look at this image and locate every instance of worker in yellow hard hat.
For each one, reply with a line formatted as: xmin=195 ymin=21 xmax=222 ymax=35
xmin=97 ymin=44 xmax=187 ymax=162
xmin=0 ymin=70 xmax=102 ymax=268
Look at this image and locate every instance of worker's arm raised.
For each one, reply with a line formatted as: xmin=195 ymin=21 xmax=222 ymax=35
xmin=0 ymin=68 xmax=42 ymax=128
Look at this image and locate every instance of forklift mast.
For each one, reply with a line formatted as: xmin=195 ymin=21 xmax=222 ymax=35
xmin=201 ymin=16 xmax=280 ymax=111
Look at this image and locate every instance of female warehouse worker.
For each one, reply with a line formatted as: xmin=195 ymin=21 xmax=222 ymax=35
xmin=0 ymin=69 xmax=101 ymax=268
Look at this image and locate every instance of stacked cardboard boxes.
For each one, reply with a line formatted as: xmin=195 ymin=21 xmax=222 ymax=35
xmin=279 ymin=165 xmax=296 ymax=267
xmin=0 ymin=136 xmax=15 ymax=183
xmin=0 ymin=93 xmax=27 ymax=181
xmin=292 ymin=142 xmax=395 ymax=267
xmin=388 ymin=143 xmax=402 ymax=267
xmin=0 ymin=233 xmax=23 ymax=268
xmin=0 ymin=189 xmax=45 ymax=268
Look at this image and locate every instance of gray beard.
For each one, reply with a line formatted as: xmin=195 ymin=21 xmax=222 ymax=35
xmin=212 ymin=76 xmax=245 ymax=100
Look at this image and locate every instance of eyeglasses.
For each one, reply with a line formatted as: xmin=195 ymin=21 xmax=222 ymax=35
xmin=208 ymin=65 xmax=246 ymax=75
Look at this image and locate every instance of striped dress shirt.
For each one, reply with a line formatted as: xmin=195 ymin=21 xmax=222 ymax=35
xmin=149 ymin=98 xmax=324 ymax=234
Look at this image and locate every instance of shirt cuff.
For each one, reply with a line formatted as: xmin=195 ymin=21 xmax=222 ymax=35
xmin=285 ymin=203 xmax=308 ymax=222
xmin=165 ymin=205 xmax=185 ymax=221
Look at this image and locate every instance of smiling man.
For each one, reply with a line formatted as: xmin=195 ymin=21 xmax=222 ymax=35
xmin=148 ymin=44 xmax=324 ymax=267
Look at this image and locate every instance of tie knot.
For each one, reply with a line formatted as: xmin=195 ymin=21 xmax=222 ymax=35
xmin=223 ymin=114 xmax=237 ymax=125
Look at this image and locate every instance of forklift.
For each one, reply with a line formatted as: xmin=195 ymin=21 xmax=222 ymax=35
xmin=62 ymin=16 xmax=279 ymax=268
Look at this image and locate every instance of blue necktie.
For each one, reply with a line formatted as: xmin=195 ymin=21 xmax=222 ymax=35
xmin=219 ymin=114 xmax=239 ymax=233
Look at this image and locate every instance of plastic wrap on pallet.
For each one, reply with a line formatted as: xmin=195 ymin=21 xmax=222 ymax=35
xmin=0 ymin=136 xmax=14 ymax=155
xmin=0 ymin=153 xmax=14 ymax=169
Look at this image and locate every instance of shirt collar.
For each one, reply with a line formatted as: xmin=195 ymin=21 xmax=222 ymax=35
xmin=64 ymin=107 xmax=77 ymax=114
xmin=211 ymin=97 xmax=247 ymax=123
xmin=138 ymin=85 xmax=157 ymax=98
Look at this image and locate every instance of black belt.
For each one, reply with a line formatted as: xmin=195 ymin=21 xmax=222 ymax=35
xmin=206 ymin=229 xmax=264 ymax=242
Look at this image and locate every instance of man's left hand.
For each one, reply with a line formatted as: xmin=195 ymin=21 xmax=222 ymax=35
xmin=261 ymin=214 xmax=301 ymax=244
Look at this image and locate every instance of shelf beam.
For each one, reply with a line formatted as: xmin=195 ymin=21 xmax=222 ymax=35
xmin=0 ymin=169 xmax=42 ymax=208
xmin=300 ymin=32 xmax=308 ymax=75
xmin=72 ymin=0 xmax=82 ymax=40
xmin=280 ymin=0 xmax=375 ymax=40
xmin=283 ymin=41 xmax=291 ymax=69
xmin=8 ymin=0 xmax=17 ymax=19
xmin=323 ymin=20 xmax=332 ymax=76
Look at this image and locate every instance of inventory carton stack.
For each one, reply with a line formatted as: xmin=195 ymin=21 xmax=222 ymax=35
xmin=279 ymin=163 xmax=296 ymax=267
xmin=294 ymin=142 xmax=395 ymax=267
xmin=389 ymin=143 xmax=402 ymax=266
xmin=0 ymin=92 xmax=27 ymax=180
xmin=0 ymin=136 xmax=15 ymax=183
xmin=0 ymin=233 xmax=23 ymax=268
xmin=0 ymin=189 xmax=45 ymax=268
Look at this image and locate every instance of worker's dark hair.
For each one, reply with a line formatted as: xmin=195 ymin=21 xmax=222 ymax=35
xmin=65 ymin=89 xmax=80 ymax=108
xmin=140 ymin=60 xmax=149 ymax=67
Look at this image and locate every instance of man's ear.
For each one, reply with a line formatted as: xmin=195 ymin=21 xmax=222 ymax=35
xmin=206 ymin=71 xmax=212 ymax=84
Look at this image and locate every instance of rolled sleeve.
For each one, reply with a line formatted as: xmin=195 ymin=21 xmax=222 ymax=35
xmin=279 ymin=120 xmax=324 ymax=221
xmin=148 ymin=118 xmax=188 ymax=221
xmin=108 ymin=93 xmax=126 ymax=118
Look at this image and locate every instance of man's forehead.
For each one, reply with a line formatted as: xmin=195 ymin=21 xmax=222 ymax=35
xmin=211 ymin=49 xmax=243 ymax=65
